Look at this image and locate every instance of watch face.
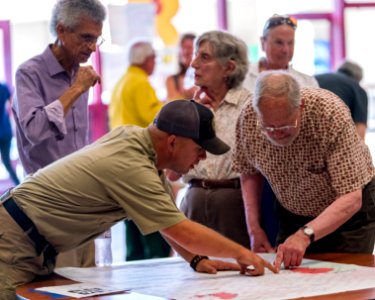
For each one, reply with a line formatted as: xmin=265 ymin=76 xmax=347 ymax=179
xmin=304 ymin=227 xmax=314 ymax=235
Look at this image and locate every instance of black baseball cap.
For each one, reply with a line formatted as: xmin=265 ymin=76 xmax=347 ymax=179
xmin=153 ymin=100 xmax=230 ymax=155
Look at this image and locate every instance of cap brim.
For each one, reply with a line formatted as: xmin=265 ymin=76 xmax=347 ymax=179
xmin=196 ymin=137 xmax=230 ymax=155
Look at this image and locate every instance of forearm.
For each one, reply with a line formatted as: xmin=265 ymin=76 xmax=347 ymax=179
xmin=163 ymin=235 xmax=195 ymax=263
xmin=60 ymin=65 xmax=100 ymax=115
xmin=161 ymin=219 xmax=247 ymax=260
xmin=355 ymin=123 xmax=367 ymax=141
xmin=59 ymin=85 xmax=86 ymax=115
xmin=240 ymin=173 xmax=264 ymax=234
xmin=304 ymin=189 xmax=362 ymax=241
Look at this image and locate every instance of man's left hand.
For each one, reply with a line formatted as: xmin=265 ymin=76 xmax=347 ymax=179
xmin=196 ymin=258 xmax=240 ymax=274
xmin=273 ymin=231 xmax=310 ymax=271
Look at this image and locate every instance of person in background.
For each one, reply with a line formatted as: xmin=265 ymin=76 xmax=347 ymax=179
xmin=0 ymin=100 xmax=277 ymax=299
xmin=243 ymin=14 xmax=318 ymax=90
xmin=108 ymin=40 xmax=170 ymax=261
xmin=233 ymin=71 xmax=375 ymax=271
xmin=170 ymin=31 xmax=251 ymax=248
xmin=109 ymin=40 xmax=162 ymax=130
xmin=242 ymin=14 xmax=319 ymax=246
xmin=12 ymin=0 xmax=106 ymax=268
xmin=0 ymin=83 xmax=19 ymax=186
xmin=165 ymin=33 xmax=197 ymax=100
xmin=315 ymin=60 xmax=368 ymax=140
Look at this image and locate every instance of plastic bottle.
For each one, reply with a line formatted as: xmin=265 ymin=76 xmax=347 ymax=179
xmin=94 ymin=229 xmax=113 ymax=267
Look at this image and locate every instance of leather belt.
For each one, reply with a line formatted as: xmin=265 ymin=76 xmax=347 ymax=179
xmin=189 ymin=178 xmax=241 ymax=189
xmin=0 ymin=189 xmax=58 ymax=258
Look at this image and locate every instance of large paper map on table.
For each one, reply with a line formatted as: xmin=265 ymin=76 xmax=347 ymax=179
xmin=56 ymin=253 xmax=375 ymax=300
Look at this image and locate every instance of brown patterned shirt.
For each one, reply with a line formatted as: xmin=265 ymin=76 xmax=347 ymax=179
xmin=233 ymin=87 xmax=375 ymax=217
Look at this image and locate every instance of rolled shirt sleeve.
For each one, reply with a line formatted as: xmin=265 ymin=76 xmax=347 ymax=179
xmin=12 ymin=45 xmax=89 ymax=174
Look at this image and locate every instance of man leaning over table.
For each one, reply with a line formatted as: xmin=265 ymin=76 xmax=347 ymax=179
xmin=233 ymin=70 xmax=375 ymax=271
xmin=0 ymin=100 xmax=277 ymax=300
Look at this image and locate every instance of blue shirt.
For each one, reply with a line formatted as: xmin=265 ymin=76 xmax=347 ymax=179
xmin=0 ymin=83 xmax=11 ymax=140
xmin=12 ymin=45 xmax=89 ymax=174
xmin=315 ymin=72 xmax=368 ymax=124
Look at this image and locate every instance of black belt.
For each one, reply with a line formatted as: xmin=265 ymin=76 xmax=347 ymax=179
xmin=0 ymin=189 xmax=58 ymax=258
xmin=189 ymin=178 xmax=241 ymax=189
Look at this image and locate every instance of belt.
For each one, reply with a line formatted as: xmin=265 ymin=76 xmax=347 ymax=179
xmin=0 ymin=189 xmax=58 ymax=258
xmin=189 ymin=178 xmax=241 ymax=189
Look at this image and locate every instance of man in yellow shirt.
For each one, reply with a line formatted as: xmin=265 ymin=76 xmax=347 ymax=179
xmin=108 ymin=40 xmax=168 ymax=261
xmin=109 ymin=41 xmax=162 ymax=129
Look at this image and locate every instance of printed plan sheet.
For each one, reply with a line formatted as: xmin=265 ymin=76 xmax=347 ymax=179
xmin=56 ymin=254 xmax=375 ymax=299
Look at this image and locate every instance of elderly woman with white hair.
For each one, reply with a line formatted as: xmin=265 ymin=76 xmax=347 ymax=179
xmin=173 ymin=30 xmax=252 ymax=248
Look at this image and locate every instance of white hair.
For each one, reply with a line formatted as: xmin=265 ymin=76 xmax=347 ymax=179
xmin=128 ymin=41 xmax=154 ymax=65
xmin=252 ymin=70 xmax=301 ymax=113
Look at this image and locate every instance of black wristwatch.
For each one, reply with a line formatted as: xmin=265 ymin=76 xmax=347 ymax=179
xmin=301 ymin=225 xmax=315 ymax=243
xmin=190 ymin=255 xmax=209 ymax=271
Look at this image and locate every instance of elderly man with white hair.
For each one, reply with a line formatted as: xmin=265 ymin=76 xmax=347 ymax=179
xmin=233 ymin=70 xmax=375 ymax=271
xmin=109 ymin=40 xmax=168 ymax=261
xmin=109 ymin=40 xmax=161 ymax=129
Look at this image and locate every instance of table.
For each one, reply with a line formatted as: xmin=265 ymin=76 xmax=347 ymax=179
xmin=16 ymin=276 xmax=128 ymax=300
xmin=16 ymin=253 xmax=375 ymax=300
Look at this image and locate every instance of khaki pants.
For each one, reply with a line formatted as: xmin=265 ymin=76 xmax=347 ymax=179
xmin=0 ymin=206 xmax=53 ymax=299
xmin=56 ymin=241 xmax=95 ymax=268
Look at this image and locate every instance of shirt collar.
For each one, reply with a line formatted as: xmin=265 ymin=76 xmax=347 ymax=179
xmin=43 ymin=45 xmax=79 ymax=78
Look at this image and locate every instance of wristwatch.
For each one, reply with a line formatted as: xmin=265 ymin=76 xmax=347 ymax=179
xmin=301 ymin=225 xmax=315 ymax=243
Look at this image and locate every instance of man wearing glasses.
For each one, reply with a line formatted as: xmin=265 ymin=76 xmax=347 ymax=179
xmin=234 ymin=71 xmax=375 ymax=271
xmin=12 ymin=0 xmax=106 ymax=268
xmin=242 ymin=14 xmax=319 ymax=247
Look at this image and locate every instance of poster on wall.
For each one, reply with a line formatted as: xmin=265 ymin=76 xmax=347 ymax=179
xmin=108 ymin=3 xmax=156 ymax=46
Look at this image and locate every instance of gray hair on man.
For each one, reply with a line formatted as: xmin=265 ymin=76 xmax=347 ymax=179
xmin=195 ymin=30 xmax=249 ymax=89
xmin=252 ymin=70 xmax=301 ymax=113
xmin=337 ymin=60 xmax=364 ymax=82
xmin=129 ymin=41 xmax=155 ymax=65
xmin=50 ymin=0 xmax=106 ymax=37
xmin=128 ymin=41 xmax=155 ymax=65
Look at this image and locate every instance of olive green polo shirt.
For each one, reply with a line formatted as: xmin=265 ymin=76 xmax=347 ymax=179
xmin=12 ymin=125 xmax=186 ymax=252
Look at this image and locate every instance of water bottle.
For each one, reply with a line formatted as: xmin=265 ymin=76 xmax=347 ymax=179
xmin=94 ymin=229 xmax=113 ymax=267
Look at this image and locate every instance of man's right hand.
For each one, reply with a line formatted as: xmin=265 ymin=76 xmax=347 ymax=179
xmin=250 ymin=229 xmax=275 ymax=253
xmin=74 ymin=66 xmax=101 ymax=92
xmin=237 ymin=249 xmax=278 ymax=276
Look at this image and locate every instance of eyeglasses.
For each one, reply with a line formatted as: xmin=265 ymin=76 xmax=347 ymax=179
xmin=257 ymin=118 xmax=298 ymax=135
xmin=263 ymin=15 xmax=298 ymax=34
xmin=77 ymin=33 xmax=105 ymax=47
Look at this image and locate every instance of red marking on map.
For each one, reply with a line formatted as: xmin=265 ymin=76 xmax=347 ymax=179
xmin=291 ymin=267 xmax=334 ymax=274
xmin=195 ymin=292 xmax=238 ymax=299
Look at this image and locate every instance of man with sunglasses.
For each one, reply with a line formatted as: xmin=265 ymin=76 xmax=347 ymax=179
xmin=243 ymin=14 xmax=318 ymax=90
xmin=234 ymin=71 xmax=375 ymax=271
xmin=12 ymin=0 xmax=106 ymax=268
xmin=242 ymin=14 xmax=319 ymax=247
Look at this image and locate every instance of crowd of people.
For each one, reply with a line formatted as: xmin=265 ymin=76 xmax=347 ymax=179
xmin=0 ymin=1 xmax=374 ymax=299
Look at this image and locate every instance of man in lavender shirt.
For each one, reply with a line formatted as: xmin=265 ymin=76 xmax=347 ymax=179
xmin=12 ymin=0 xmax=106 ymax=268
